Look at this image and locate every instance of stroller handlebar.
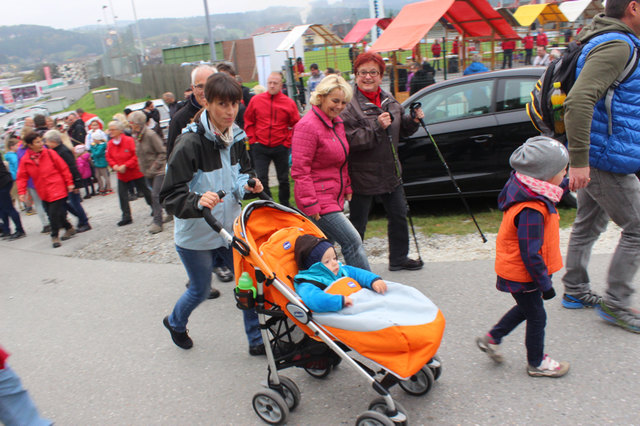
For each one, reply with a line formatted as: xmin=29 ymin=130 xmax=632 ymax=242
xmin=202 ymin=207 xmax=251 ymax=257
xmin=247 ymin=178 xmax=272 ymax=201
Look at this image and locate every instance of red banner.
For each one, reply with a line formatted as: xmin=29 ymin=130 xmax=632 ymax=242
xmin=2 ymin=87 xmax=14 ymax=104
xmin=44 ymin=66 xmax=52 ymax=85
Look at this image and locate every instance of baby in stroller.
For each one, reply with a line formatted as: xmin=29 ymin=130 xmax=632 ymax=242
xmin=293 ymin=235 xmax=386 ymax=312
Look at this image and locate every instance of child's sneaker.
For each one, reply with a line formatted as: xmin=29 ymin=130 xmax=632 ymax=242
xmin=562 ymin=291 xmax=602 ymax=309
xmin=527 ymin=355 xmax=570 ymax=377
xmin=596 ymin=301 xmax=640 ymax=333
xmin=476 ymin=334 xmax=504 ymax=363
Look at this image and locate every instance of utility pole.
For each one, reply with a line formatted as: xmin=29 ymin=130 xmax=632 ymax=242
xmin=130 ymin=0 xmax=145 ymax=65
xmin=203 ymin=0 xmax=217 ymax=62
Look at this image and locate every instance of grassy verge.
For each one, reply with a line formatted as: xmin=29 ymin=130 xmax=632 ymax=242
xmin=257 ymin=183 xmax=577 ymax=240
xmin=64 ymin=86 xmax=151 ymax=125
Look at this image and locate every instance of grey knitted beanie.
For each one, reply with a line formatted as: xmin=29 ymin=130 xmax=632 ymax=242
xmin=509 ymin=136 xmax=569 ymax=181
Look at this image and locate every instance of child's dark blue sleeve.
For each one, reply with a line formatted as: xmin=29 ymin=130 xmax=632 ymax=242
xmin=516 ymin=208 xmax=553 ymax=291
xmin=295 ymin=282 xmax=344 ymax=312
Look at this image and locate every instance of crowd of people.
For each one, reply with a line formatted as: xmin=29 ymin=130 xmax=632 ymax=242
xmin=3 ymin=7 xmax=640 ymax=410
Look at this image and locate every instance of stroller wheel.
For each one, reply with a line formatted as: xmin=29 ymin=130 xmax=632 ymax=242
xmin=304 ymin=364 xmax=332 ymax=379
xmin=399 ymin=365 xmax=434 ymax=396
xmin=252 ymin=389 xmax=290 ymax=425
xmin=368 ymin=397 xmax=409 ymax=425
xmin=428 ymin=355 xmax=442 ymax=381
xmin=270 ymin=376 xmax=301 ymax=411
xmin=356 ymin=410 xmax=395 ymax=426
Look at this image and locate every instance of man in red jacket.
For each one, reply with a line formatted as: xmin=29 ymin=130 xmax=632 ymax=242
xmin=431 ymin=40 xmax=442 ymax=71
xmin=502 ymin=39 xmax=516 ymax=69
xmin=244 ymin=71 xmax=300 ymax=207
xmin=105 ymin=120 xmax=152 ymax=226
xmin=536 ymin=29 xmax=549 ymax=47
xmin=523 ymin=31 xmax=535 ymax=65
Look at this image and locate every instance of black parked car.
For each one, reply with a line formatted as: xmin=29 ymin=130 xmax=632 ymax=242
xmin=399 ymin=67 xmax=552 ymax=202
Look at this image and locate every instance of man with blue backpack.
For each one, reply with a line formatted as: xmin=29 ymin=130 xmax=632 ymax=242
xmin=562 ymin=0 xmax=640 ymax=333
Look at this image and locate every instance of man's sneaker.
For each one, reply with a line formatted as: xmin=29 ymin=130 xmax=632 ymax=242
xmin=527 ymin=354 xmax=570 ymax=377
xmin=9 ymin=230 xmax=26 ymax=240
xmin=562 ymin=291 xmax=602 ymax=309
xmin=476 ymin=334 xmax=504 ymax=363
xmin=214 ymin=266 xmax=234 ymax=282
xmin=389 ymin=258 xmax=424 ymax=271
xmin=149 ymin=223 xmax=163 ymax=234
xmin=52 ymin=236 xmax=61 ymax=248
xmin=249 ymin=343 xmax=266 ymax=356
xmin=41 ymin=225 xmax=51 ymax=234
xmin=61 ymin=226 xmax=76 ymax=241
xmin=25 ymin=207 xmax=36 ymax=216
xmin=208 ymin=287 xmax=221 ymax=299
xmin=117 ymin=218 xmax=133 ymax=227
xmin=596 ymin=302 xmax=640 ymax=333
xmin=76 ymin=224 xmax=92 ymax=233
xmin=163 ymin=316 xmax=193 ymax=349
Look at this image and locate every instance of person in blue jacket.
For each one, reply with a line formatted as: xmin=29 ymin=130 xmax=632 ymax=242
xmin=293 ymin=234 xmax=387 ymax=312
xmin=463 ymin=54 xmax=489 ymax=75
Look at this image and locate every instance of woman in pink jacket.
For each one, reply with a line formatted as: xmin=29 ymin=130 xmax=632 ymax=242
xmin=291 ymin=75 xmax=370 ymax=270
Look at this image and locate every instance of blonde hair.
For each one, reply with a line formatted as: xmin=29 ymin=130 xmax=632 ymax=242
xmin=251 ymin=85 xmax=266 ymax=95
xmin=309 ymin=74 xmax=353 ymax=106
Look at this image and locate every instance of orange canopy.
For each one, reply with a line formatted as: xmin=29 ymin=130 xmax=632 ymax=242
xmin=371 ymin=0 xmax=519 ymax=53
xmin=371 ymin=0 xmax=454 ymax=53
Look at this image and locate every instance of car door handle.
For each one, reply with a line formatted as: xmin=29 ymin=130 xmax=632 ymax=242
xmin=470 ymin=134 xmax=493 ymax=143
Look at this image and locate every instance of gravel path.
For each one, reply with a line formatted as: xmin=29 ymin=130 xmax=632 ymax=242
xmin=69 ymin=187 xmax=621 ymax=266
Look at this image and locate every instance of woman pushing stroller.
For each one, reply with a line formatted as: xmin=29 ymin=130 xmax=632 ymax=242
xmin=159 ymin=72 xmax=265 ymax=354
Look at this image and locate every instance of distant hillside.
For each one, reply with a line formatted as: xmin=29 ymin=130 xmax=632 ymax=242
xmin=0 ymin=25 xmax=102 ymax=67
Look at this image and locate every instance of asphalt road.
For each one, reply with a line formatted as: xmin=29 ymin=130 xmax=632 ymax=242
xmin=2 ymin=228 xmax=639 ymax=425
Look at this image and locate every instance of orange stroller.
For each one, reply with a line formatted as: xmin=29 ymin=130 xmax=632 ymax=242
xmin=204 ymin=199 xmax=445 ymax=425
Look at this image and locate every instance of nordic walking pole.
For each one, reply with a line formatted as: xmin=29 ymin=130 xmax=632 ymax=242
xmin=385 ymin=112 xmax=422 ymax=261
xmin=409 ymin=102 xmax=487 ymax=243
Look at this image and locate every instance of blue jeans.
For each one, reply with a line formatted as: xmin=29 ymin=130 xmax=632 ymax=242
xmin=0 ymin=364 xmax=51 ymax=426
xmin=489 ymin=290 xmax=546 ymax=367
xmin=562 ymin=169 xmax=640 ymax=310
xmin=169 ymin=245 xmax=262 ymax=346
xmin=66 ymin=191 xmax=89 ymax=226
xmin=313 ymin=211 xmax=370 ymax=271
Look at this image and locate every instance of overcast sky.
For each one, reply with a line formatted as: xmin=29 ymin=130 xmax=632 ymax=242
xmin=0 ymin=0 xmax=315 ymax=30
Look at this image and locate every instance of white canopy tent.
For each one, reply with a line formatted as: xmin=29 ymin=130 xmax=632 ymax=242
xmin=559 ymin=0 xmax=605 ymax=22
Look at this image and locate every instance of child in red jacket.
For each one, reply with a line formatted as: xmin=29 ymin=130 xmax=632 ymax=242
xmin=476 ymin=136 xmax=570 ymax=378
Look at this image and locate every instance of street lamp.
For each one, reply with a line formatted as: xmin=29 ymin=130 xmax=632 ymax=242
xmin=203 ymin=0 xmax=217 ymax=62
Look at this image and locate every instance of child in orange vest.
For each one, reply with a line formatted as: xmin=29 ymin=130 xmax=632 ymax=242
xmin=477 ymin=136 xmax=570 ymax=378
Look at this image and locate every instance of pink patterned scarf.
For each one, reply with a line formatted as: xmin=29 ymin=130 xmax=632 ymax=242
xmin=515 ymin=172 xmax=563 ymax=203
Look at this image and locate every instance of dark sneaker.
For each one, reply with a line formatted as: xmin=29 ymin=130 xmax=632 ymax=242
xmin=41 ymin=225 xmax=51 ymax=234
xmin=208 ymin=287 xmax=221 ymax=299
xmin=214 ymin=266 xmax=234 ymax=282
xmin=61 ymin=226 xmax=76 ymax=241
xmin=76 ymin=224 xmax=92 ymax=233
xmin=163 ymin=316 xmax=193 ymax=349
xmin=9 ymin=230 xmax=26 ymax=240
xmin=52 ymin=237 xmax=61 ymax=248
xmin=527 ymin=354 xmax=570 ymax=378
xmin=562 ymin=291 xmax=602 ymax=309
xmin=596 ymin=302 xmax=640 ymax=333
xmin=83 ymin=194 xmax=92 ymax=199
xmin=0 ymin=231 xmax=11 ymax=239
xmin=389 ymin=258 xmax=424 ymax=271
xmin=128 ymin=194 xmax=137 ymax=202
xmin=476 ymin=334 xmax=504 ymax=363
xmin=117 ymin=218 xmax=133 ymax=227
xmin=249 ymin=343 xmax=266 ymax=356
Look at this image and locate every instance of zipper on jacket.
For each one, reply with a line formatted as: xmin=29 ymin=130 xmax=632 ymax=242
xmin=333 ymin=127 xmax=348 ymax=205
